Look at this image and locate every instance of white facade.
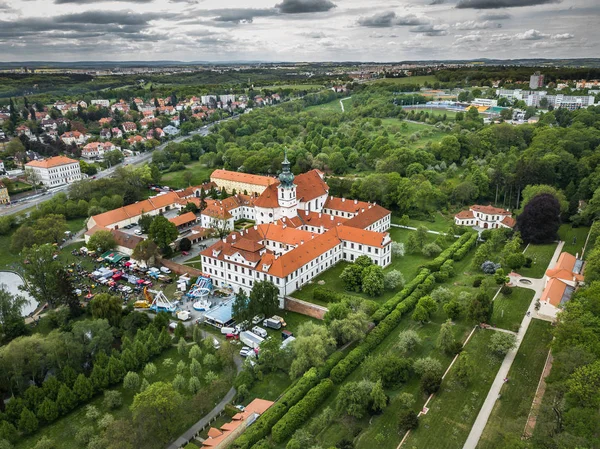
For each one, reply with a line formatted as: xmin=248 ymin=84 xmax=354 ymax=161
xmin=201 ymin=95 xmax=217 ymax=105
xmin=219 ymin=95 xmax=236 ymax=104
xmin=26 ymin=160 xmax=82 ymax=187
xmin=91 ymin=99 xmax=110 ymax=108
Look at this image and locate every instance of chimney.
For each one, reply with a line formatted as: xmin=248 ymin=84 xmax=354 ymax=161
xmin=254 ymin=225 xmax=257 ymax=230
xmin=319 ymin=213 xmax=322 ymax=218
xmin=232 ymin=235 xmax=236 ymax=240
xmin=312 ymin=234 xmax=315 ymax=239
xmin=222 ymin=238 xmax=226 ymax=243
xmin=354 ymin=199 xmax=358 ymax=204
xmin=342 ymin=198 xmax=345 ymax=203
xmin=300 ymin=240 xmax=304 ymax=245
xmin=330 ymin=215 xmax=334 ymax=221
xmin=305 ymin=210 xmax=309 ymax=216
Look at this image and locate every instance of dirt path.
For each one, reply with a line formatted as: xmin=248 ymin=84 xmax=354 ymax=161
xmin=523 ymin=350 xmax=554 ymax=438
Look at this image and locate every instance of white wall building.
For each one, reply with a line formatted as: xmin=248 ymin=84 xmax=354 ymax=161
xmin=25 ymin=156 xmax=82 ymax=187
xmin=454 ymin=205 xmax=515 ymax=230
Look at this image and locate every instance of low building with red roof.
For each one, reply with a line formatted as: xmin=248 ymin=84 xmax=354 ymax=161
xmin=538 ymin=251 xmax=585 ymax=319
xmin=454 ymin=204 xmax=514 ymax=230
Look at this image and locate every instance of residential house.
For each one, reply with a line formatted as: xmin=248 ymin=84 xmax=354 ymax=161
xmin=82 ymin=142 xmax=116 ymax=159
xmin=16 ymin=125 xmax=33 ymax=138
xmin=100 ymin=129 xmax=112 ymax=140
xmin=0 ymin=181 xmax=10 ymax=204
xmin=111 ymin=127 xmax=123 ymax=139
xmin=163 ymin=125 xmax=179 ymax=136
xmin=538 ymin=252 xmax=585 ymax=319
xmin=122 ymin=122 xmax=137 ymax=133
xmin=61 ymin=131 xmax=89 ymax=146
xmin=454 ymin=205 xmax=515 ymax=230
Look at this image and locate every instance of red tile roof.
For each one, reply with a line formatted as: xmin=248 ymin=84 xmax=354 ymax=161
xmin=455 ymin=210 xmax=474 ymax=219
xmin=343 ymin=204 xmax=390 ymax=230
xmin=211 ymin=169 xmax=278 ymax=188
xmin=540 ymin=278 xmax=569 ymax=307
xmin=26 ymin=156 xmax=78 ymax=168
xmin=295 ymin=170 xmax=328 ymax=202
xmin=254 ymin=184 xmax=280 ymax=208
xmin=324 ymin=196 xmax=370 ymax=214
xmin=471 ymin=205 xmax=511 ymax=215
xmin=334 ymin=225 xmax=389 ymax=248
xmin=169 ymin=212 xmax=197 ymax=227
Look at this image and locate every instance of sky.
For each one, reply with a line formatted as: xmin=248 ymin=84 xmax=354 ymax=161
xmin=0 ymin=0 xmax=598 ymax=62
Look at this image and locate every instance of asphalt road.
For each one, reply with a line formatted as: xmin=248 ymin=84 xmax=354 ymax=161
xmin=0 ymin=121 xmax=221 ymax=218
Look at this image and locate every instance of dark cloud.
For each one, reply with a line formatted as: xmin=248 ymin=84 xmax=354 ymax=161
xmin=457 ymin=0 xmax=560 ymax=9
xmin=410 ymin=24 xmax=449 ymax=36
xmin=478 ymin=11 xmax=512 ymax=20
xmin=358 ymin=12 xmax=428 ymax=27
xmin=275 ymin=0 xmax=336 ymax=14
xmin=207 ymin=8 xmax=278 ymax=23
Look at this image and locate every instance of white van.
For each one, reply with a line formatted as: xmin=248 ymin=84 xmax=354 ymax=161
xmin=160 ymin=266 xmax=172 ymax=274
xmin=221 ymin=326 xmax=237 ymax=335
xmin=212 ymin=337 xmax=221 ymax=350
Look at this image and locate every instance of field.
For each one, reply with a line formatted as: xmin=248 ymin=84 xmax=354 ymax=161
xmin=15 ymin=343 xmax=235 ymax=449
xmin=372 ymin=75 xmax=437 ymax=86
xmin=403 ymin=330 xmax=503 ymax=449
xmin=161 ymin=162 xmax=214 ymax=189
xmin=519 ymin=243 xmax=558 ymax=278
xmin=391 ymin=212 xmax=454 ymax=233
xmin=477 ymin=319 xmax=553 ymax=449
xmin=381 ymin=119 xmax=446 ymax=149
xmin=489 ymin=287 xmax=534 ymax=332
xmin=403 ymin=107 xmax=458 ymax=118
xmin=305 ymin=98 xmax=346 ymax=113
xmin=558 ymin=224 xmax=590 ymax=257
xmin=258 ymin=84 xmax=324 ymax=91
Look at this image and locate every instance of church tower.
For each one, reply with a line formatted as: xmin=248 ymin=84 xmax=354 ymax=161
xmin=277 ymin=149 xmax=298 ymax=219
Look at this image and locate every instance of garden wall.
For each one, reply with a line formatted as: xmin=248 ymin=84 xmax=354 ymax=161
xmin=161 ymin=258 xmax=204 ymax=278
xmin=284 ymin=296 xmax=328 ymax=320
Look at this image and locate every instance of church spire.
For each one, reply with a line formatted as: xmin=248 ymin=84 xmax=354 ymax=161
xmin=278 ymin=148 xmax=294 ymax=188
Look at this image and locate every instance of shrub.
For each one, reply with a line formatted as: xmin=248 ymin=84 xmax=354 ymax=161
xmin=102 ymin=390 xmax=122 ymax=410
xmin=123 ymin=372 xmax=140 ymax=391
xmin=431 ymin=286 xmax=453 ymax=303
xmin=384 ymin=270 xmax=405 ymax=291
xmin=398 ymin=409 xmax=419 ymax=432
xmin=313 ymin=287 xmax=341 ymax=303
xmin=421 ymin=372 xmax=442 ymax=395
xmin=75 ymin=425 xmax=95 ymax=446
xmin=422 ymin=242 xmax=442 ymax=258
xmin=501 ymin=285 xmax=513 ymax=296
xmin=98 ymin=413 xmax=114 ymax=430
xmin=33 ymin=436 xmax=55 ymax=449
xmin=472 ymin=277 xmax=483 ymax=288
xmin=489 ymin=332 xmax=517 ymax=356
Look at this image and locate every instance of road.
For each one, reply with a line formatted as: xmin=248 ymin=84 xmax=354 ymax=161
xmin=0 ymin=121 xmax=221 ymax=218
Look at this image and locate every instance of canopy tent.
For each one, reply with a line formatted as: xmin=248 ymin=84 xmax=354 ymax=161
xmin=100 ymin=251 xmax=129 ymax=263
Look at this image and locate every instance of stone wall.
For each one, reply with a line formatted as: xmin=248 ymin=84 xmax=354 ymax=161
xmin=160 ymin=258 xmax=203 ymax=278
xmin=284 ymin=296 xmax=328 ymax=320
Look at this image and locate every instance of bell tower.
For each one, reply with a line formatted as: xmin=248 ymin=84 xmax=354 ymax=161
xmin=277 ymin=149 xmax=297 ymax=218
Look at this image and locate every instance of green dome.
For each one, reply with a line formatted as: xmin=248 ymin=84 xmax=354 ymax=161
xmin=279 ymin=150 xmax=294 ymax=188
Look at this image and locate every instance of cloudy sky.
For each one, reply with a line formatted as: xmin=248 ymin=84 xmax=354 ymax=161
xmin=0 ymin=0 xmax=597 ymax=62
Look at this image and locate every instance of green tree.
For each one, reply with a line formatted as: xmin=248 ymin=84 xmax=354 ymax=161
xmin=489 ymin=332 xmax=517 ymax=356
xmin=18 ymin=407 xmax=38 ymax=434
xmin=467 ymin=291 xmax=493 ymax=323
xmin=87 ymin=230 xmax=116 ymax=253
xmin=336 ymin=380 xmax=374 ymax=419
xmin=412 ymin=296 xmax=437 ymax=324
xmin=55 ymin=384 xmax=76 ymax=415
xmin=37 ymin=398 xmax=58 ymax=423
xmin=103 ymin=390 xmax=123 ymax=410
xmin=249 ymin=280 xmax=279 ymax=319
xmin=124 ymin=372 xmax=140 ymax=391
xmin=19 ymin=244 xmax=61 ymax=308
xmin=90 ymin=293 xmax=122 ymax=326
xmin=232 ymin=289 xmax=251 ymax=323
xmin=453 ymin=352 xmax=474 ymax=387
xmin=132 ymin=240 xmax=160 ymax=267
xmin=0 ymin=284 xmax=29 ymax=342
xmin=437 ymin=319 xmax=457 ymax=354
xmin=188 ymin=376 xmax=202 ymax=394
xmin=130 ymin=382 xmax=183 ymax=444
xmin=370 ymin=379 xmax=388 ymax=412
xmin=73 ymin=374 xmax=93 ymax=402
xmin=148 ymin=215 xmax=179 ymax=252
xmin=174 ymin=322 xmax=186 ymax=342
xmin=361 ymin=265 xmax=384 ymax=297
xmin=384 ymin=269 xmax=405 ymax=291
xmin=340 ymin=264 xmax=363 ymax=292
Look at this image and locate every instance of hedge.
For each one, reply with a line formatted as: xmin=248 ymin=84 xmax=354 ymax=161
xmin=453 ymin=233 xmax=478 ymax=261
xmin=313 ymin=287 xmax=341 ymax=303
xmin=371 ymin=268 xmax=430 ymax=323
xmin=231 ymin=368 xmax=320 ymax=449
xmin=271 ymin=379 xmax=334 ymax=443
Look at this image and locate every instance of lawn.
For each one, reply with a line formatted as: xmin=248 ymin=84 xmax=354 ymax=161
xmin=381 ymin=119 xmax=446 ymax=150
xmin=558 ymin=224 xmax=590 ymax=258
xmin=519 ymin=243 xmax=558 ymax=278
xmin=403 ymin=330 xmax=504 ymax=449
xmin=392 ymin=212 xmax=454 ymax=233
xmin=489 ymin=288 xmax=535 ymax=332
xmin=258 ymin=84 xmax=325 ymax=91
xmin=372 ymin=75 xmax=437 ymax=86
xmin=291 ymin=227 xmax=440 ymax=306
xmin=477 ymin=319 xmax=553 ymax=449
xmin=15 ymin=343 xmax=235 ymax=449
xmin=162 ymin=162 xmax=214 ymax=189
xmin=305 ymin=98 xmax=345 ymax=113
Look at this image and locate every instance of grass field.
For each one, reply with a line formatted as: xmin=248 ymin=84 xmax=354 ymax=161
xmin=489 ymin=288 xmax=534 ymax=332
xmin=391 ymin=213 xmax=454 ymax=233
xmin=162 ymin=162 xmax=214 ymax=189
xmin=305 ymin=98 xmax=345 ymax=113
xmin=403 ymin=107 xmax=458 ymax=118
xmin=519 ymin=243 xmax=558 ymax=278
xmin=477 ymin=319 xmax=553 ymax=449
xmin=558 ymin=224 xmax=590 ymax=257
xmin=403 ymin=330 xmax=504 ymax=449
xmin=259 ymin=84 xmax=324 ymax=91
xmin=15 ymin=344 xmax=234 ymax=449
xmin=381 ymin=119 xmax=446 ymax=150
xmin=372 ymin=75 xmax=437 ymax=86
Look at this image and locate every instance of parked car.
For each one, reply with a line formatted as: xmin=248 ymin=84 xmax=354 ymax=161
xmin=182 ymin=251 xmax=189 ymax=256
xmin=239 ymin=347 xmax=251 ymax=358
xmin=251 ymin=314 xmax=265 ymax=325
xmin=160 ymin=267 xmax=171 ymax=274
xmin=134 ymin=230 xmax=143 ymax=235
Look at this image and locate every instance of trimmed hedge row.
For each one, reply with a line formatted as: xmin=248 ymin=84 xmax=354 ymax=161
xmin=422 ymin=232 xmax=474 ymax=271
xmin=271 ymin=379 xmax=335 ymax=443
xmin=371 ymin=268 xmax=430 ymax=323
xmin=313 ymin=286 xmax=341 ymax=303
xmin=232 ymin=368 xmax=320 ymax=449
xmin=453 ymin=233 xmax=478 ymax=261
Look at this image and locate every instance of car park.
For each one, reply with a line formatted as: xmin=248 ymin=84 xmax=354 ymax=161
xmin=239 ymin=347 xmax=251 ymax=357
xmin=134 ymin=230 xmax=143 ymax=235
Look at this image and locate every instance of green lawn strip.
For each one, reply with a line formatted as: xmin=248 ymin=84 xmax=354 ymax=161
xmin=304 ymin=99 xmax=344 ymax=113
xmin=558 ymin=224 xmax=589 ymax=258
xmin=519 ymin=243 xmax=558 ymax=278
xmin=489 ymin=288 xmax=535 ymax=333
xmin=404 ymin=330 xmax=503 ymax=449
xmin=391 ymin=213 xmax=454 ymax=233
xmin=15 ymin=345 xmax=233 ymax=449
xmin=292 ymin=228 xmax=440 ymax=306
xmin=476 ymin=319 xmax=553 ymax=449
xmin=162 ymin=162 xmax=214 ymax=189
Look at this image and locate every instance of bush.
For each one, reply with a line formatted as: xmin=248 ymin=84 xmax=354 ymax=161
xmin=481 ymin=261 xmax=500 ymax=274
xmin=422 ymin=242 xmax=443 ymax=258
xmin=102 ymin=390 xmax=122 ymax=410
xmin=421 ymin=372 xmax=442 ymax=395
xmin=524 ymin=257 xmax=533 ymax=268
xmin=489 ymin=332 xmax=517 ymax=356
xmin=472 ymin=277 xmax=483 ymax=288
xmin=313 ymin=287 xmax=341 ymax=303
xmin=398 ymin=409 xmax=419 ymax=432
xmin=501 ymin=285 xmax=513 ymax=296
xmin=33 ymin=436 xmax=55 ymax=449
xmin=75 ymin=426 xmax=95 ymax=446
xmin=384 ymin=270 xmax=405 ymax=291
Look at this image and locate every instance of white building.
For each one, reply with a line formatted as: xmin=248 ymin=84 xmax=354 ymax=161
xmin=25 ymin=156 xmax=82 ymax=187
xmin=201 ymin=95 xmax=217 ymax=105
xmin=454 ymin=205 xmax=515 ymax=230
xmin=82 ymin=142 xmax=116 ymax=159
xmin=472 ymin=98 xmax=498 ymax=107
xmin=219 ymin=94 xmax=236 ymax=104
xmin=91 ymin=99 xmax=110 ymax=108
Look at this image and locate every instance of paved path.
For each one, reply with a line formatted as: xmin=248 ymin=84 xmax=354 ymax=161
xmin=462 ymin=241 xmax=564 ymax=449
xmin=167 ymin=333 xmax=243 ymax=449
xmin=339 ymin=96 xmax=351 ymax=112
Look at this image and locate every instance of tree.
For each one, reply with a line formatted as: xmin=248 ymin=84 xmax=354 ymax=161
xmin=412 ymin=296 xmax=437 ymax=324
xmin=437 ymin=319 xmax=458 ymax=354
xmin=340 ymin=264 xmax=363 ymax=292
xmin=179 ymin=237 xmax=192 ymax=252
xmin=289 ymin=322 xmax=336 ymax=379
xmin=249 ymin=281 xmax=279 ymax=319
xmin=232 ymin=289 xmax=251 ymax=323
xmin=370 ymin=379 xmax=387 ymax=412
xmin=73 ymin=374 xmax=93 ymax=402
xmin=172 ymin=374 xmax=186 ymax=392
xmin=516 ymin=193 xmax=561 ymax=244
xmin=362 ymin=265 xmax=384 ymax=297
xmin=467 ymin=291 xmax=493 ymax=323
xmin=103 ymin=390 xmax=123 ymax=410
xmin=414 ymin=357 xmax=443 ymax=378
xmin=431 ymin=286 xmax=453 ymax=303
xmin=37 ymin=397 xmax=58 ymax=423
xmin=444 ymin=299 xmax=462 ymax=321
xmin=422 ymin=242 xmax=442 ymax=257
xmin=0 ymin=284 xmax=29 ymax=342
xmin=328 ymin=311 xmax=370 ymax=345
xmin=90 ymin=293 xmax=122 ymax=326
xmin=188 ymin=376 xmax=202 ymax=394
xmin=453 ymin=352 xmax=474 ymax=387
xmin=174 ymin=322 xmax=186 ymax=342
xmin=124 ymin=372 xmax=140 ymax=391
xmin=139 ymin=214 xmax=154 ymax=234
xmin=384 ymin=270 xmax=404 ymax=291
xmin=55 ymin=384 xmax=76 ymax=415
xmin=132 ymin=240 xmax=160 ymax=267
xmin=130 ymin=382 xmax=183 ymax=444
xmin=148 ymin=216 xmax=178 ymax=252
xmin=566 ymin=360 xmax=600 ymax=408
xmin=87 ymin=230 xmax=116 ymax=253
xmin=18 ymin=407 xmax=38 ymax=434
xmin=398 ymin=408 xmax=419 ymax=432
xmin=19 ymin=244 xmax=60 ymax=308
xmin=143 ymin=363 xmax=157 ymax=379
xmin=336 ymin=380 xmax=374 ymax=419
xmin=488 ymin=332 xmax=517 ymax=356
xmin=520 ymin=185 xmax=568 ymax=214
xmin=397 ymin=330 xmax=422 ymax=354
xmin=391 ymin=242 xmax=405 ymax=258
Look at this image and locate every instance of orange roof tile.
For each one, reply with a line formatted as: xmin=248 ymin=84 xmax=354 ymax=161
xmin=295 ymin=170 xmax=329 ymax=202
xmin=455 ymin=210 xmax=474 ymax=219
xmin=258 ymin=223 xmax=313 ymax=246
xmin=343 ymin=204 xmax=390 ymax=230
xmin=211 ymin=169 xmax=277 ymax=188
xmin=540 ymin=278 xmax=569 ymax=307
xmin=26 ymin=156 xmax=78 ymax=169
xmin=254 ymin=184 xmax=280 ymax=208
xmin=335 ymin=225 xmax=389 ymax=248
xmin=169 ymin=212 xmax=197 ymax=227
xmin=324 ymin=196 xmax=370 ymax=214
xmin=298 ymin=210 xmax=347 ymax=229
xmin=471 ymin=205 xmax=511 ymax=215
xmin=501 ymin=216 xmax=516 ymax=228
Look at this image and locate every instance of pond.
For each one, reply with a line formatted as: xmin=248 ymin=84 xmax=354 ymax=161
xmin=0 ymin=271 xmax=38 ymax=316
